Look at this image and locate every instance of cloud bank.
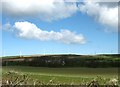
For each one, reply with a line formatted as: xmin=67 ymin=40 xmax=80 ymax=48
xmin=0 ymin=0 xmax=118 ymax=31
xmin=2 ymin=0 xmax=78 ymax=21
xmin=79 ymin=0 xmax=118 ymax=31
xmin=1 ymin=0 xmax=118 ymax=32
xmin=12 ymin=21 xmax=86 ymax=44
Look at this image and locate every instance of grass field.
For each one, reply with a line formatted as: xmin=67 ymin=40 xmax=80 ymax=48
xmin=2 ymin=66 xmax=118 ymax=85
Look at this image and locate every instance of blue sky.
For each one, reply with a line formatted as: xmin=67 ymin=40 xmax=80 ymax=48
xmin=1 ymin=0 xmax=118 ymax=56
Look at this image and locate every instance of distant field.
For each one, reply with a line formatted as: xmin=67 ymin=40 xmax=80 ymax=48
xmin=2 ymin=66 xmax=118 ymax=85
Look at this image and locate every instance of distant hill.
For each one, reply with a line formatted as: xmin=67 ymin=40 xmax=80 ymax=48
xmin=2 ymin=54 xmax=120 ymax=68
xmin=2 ymin=53 xmax=119 ymax=58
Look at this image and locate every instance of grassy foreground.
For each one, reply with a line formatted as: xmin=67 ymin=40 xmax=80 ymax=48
xmin=2 ymin=66 xmax=119 ymax=85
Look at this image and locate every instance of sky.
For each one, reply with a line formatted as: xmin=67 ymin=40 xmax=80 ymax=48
xmin=0 ymin=0 xmax=119 ymax=56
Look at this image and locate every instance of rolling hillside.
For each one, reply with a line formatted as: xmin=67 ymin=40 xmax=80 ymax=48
xmin=2 ymin=54 xmax=120 ymax=68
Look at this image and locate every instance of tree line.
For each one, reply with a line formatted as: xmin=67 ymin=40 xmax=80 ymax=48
xmin=2 ymin=54 xmax=120 ymax=68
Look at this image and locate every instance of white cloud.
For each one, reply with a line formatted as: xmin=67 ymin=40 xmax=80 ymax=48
xmin=2 ymin=22 xmax=12 ymax=30
xmin=1 ymin=0 xmax=118 ymax=32
xmin=79 ymin=0 xmax=118 ymax=32
xmin=13 ymin=21 xmax=86 ymax=44
xmin=2 ymin=0 xmax=78 ymax=21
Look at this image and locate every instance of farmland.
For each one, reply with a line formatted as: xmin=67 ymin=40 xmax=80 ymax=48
xmin=2 ymin=66 xmax=118 ymax=85
xmin=1 ymin=54 xmax=120 ymax=86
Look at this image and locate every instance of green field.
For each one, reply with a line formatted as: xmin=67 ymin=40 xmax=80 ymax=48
xmin=2 ymin=66 xmax=118 ymax=85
